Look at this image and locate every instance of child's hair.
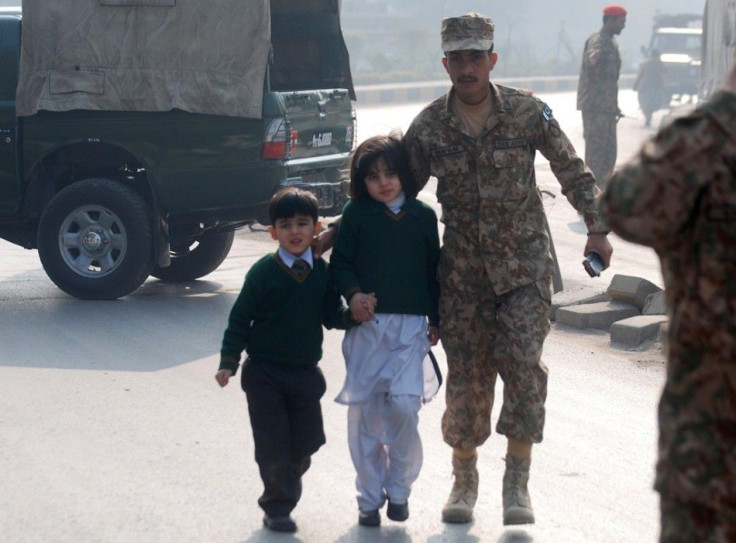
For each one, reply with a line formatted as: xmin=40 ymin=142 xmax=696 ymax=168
xmin=349 ymin=134 xmax=419 ymax=202
xmin=268 ymin=187 xmax=319 ymax=226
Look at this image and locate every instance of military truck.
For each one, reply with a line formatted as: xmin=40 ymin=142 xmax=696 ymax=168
xmin=643 ymin=13 xmax=703 ymax=102
xmin=0 ymin=1 xmax=355 ymax=299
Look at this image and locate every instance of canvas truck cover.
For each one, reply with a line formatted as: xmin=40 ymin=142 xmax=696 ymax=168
xmin=16 ymin=0 xmax=271 ymax=118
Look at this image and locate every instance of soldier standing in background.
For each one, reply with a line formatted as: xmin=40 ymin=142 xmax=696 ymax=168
xmin=633 ymin=48 xmax=667 ymax=128
xmin=403 ymin=12 xmax=612 ymax=526
xmin=577 ymin=4 xmax=627 ymax=189
xmin=600 ymin=57 xmax=736 ymax=543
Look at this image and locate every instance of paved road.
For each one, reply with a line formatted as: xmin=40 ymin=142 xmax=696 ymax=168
xmin=0 ymin=90 xmax=670 ymax=542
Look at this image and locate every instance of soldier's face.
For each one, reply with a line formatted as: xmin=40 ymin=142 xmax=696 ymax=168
xmin=610 ymin=15 xmax=626 ymax=35
xmin=442 ymin=49 xmax=498 ymax=105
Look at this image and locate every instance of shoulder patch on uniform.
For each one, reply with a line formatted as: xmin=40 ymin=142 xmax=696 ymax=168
xmin=542 ymin=103 xmax=553 ymax=122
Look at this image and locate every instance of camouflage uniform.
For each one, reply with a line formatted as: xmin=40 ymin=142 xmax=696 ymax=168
xmin=600 ymin=90 xmax=736 ymax=542
xmin=577 ymin=30 xmax=622 ymax=188
xmin=404 ymin=83 xmax=607 ymax=449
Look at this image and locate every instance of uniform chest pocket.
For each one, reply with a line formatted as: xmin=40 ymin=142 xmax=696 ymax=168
xmin=430 ymin=146 xmax=468 ymax=179
xmin=492 ymin=146 xmax=531 ymax=168
xmin=489 ymin=146 xmax=534 ymax=201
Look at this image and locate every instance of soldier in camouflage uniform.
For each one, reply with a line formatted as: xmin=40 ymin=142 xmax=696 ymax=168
xmin=600 ymin=58 xmax=736 ymax=543
xmin=577 ymin=5 xmax=627 ymax=189
xmin=402 ymin=12 xmax=613 ymax=526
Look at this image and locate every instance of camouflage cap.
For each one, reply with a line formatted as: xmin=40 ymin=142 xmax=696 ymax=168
xmin=441 ymin=12 xmax=494 ymax=53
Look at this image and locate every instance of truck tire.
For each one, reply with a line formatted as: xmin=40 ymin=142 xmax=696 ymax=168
xmin=37 ymin=179 xmax=154 ymax=300
xmin=151 ymin=229 xmax=235 ymax=282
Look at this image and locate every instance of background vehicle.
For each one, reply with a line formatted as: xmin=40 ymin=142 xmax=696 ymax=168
xmin=0 ymin=1 xmax=356 ymax=299
xmin=643 ymin=14 xmax=703 ymax=103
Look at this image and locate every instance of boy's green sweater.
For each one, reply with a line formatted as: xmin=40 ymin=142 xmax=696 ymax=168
xmin=219 ymin=254 xmax=353 ymax=374
xmin=330 ymin=198 xmax=440 ymax=325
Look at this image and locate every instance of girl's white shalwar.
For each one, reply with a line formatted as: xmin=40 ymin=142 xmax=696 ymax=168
xmin=335 ymin=313 xmax=428 ymax=511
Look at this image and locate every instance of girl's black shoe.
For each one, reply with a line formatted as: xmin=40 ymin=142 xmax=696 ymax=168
xmin=358 ymin=508 xmax=380 ymax=527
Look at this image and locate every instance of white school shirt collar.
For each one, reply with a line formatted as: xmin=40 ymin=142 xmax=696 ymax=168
xmin=387 ymin=192 xmax=406 ymax=214
xmin=278 ymin=246 xmax=314 ymax=269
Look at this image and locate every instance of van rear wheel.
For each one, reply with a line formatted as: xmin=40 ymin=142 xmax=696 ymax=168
xmin=151 ymin=229 xmax=235 ymax=282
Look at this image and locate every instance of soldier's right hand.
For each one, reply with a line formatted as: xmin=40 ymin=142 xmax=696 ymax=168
xmin=215 ymin=370 xmax=233 ymax=388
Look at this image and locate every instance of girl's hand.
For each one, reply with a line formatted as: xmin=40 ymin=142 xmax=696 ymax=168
xmin=349 ymin=292 xmax=377 ymax=322
xmin=428 ymin=325 xmax=440 ymax=346
xmin=215 ymin=369 xmax=233 ymax=388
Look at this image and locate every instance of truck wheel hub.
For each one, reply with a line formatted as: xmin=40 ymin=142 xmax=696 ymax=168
xmin=81 ymin=229 xmax=108 ymax=253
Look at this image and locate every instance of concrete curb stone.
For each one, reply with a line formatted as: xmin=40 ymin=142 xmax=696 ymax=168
xmin=607 ymin=274 xmax=663 ymax=310
xmin=555 ymin=300 xmax=641 ymax=331
xmin=643 ymin=290 xmax=668 ymax=315
xmin=550 ymin=285 xmax=610 ymax=321
xmin=551 ymin=275 xmax=669 ymax=349
xmin=610 ymin=315 xmax=669 ymax=346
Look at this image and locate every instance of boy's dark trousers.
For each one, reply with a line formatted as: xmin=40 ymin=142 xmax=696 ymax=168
xmin=241 ymin=359 xmax=327 ymax=518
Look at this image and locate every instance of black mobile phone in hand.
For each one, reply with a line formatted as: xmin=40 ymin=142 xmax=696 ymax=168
xmin=583 ymin=252 xmax=604 ymax=277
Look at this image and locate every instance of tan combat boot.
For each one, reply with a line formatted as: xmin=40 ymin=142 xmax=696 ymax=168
xmin=441 ymin=453 xmax=478 ymax=523
xmin=502 ymin=454 xmax=535 ymax=525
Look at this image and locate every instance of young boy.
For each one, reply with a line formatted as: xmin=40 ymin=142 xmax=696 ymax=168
xmin=215 ymin=187 xmax=366 ymax=533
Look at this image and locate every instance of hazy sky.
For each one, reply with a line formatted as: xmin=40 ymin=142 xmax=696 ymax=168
xmin=343 ymin=0 xmax=706 ymax=73
xmin=483 ymin=0 xmax=706 ymax=70
xmin=2 ymin=0 xmax=706 ymax=73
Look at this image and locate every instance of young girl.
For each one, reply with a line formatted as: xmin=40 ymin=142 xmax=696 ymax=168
xmin=330 ymin=134 xmax=440 ymax=527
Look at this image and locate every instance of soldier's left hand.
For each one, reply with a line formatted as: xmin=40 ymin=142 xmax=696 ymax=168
xmin=428 ymin=325 xmax=440 ymax=346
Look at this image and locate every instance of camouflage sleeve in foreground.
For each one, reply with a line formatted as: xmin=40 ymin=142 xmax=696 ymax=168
xmin=605 ymin=90 xmax=736 ymax=510
xmin=599 ymin=90 xmax=736 ymax=250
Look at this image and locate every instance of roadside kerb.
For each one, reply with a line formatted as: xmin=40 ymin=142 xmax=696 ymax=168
xmin=553 ymin=273 xmax=668 ymax=349
xmin=355 ymin=74 xmax=636 ymax=105
xmin=610 ymin=315 xmax=669 ymax=347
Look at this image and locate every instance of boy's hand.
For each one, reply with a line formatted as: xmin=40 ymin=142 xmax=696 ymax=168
xmin=349 ymin=292 xmax=377 ymax=322
xmin=428 ymin=325 xmax=440 ymax=346
xmin=215 ymin=369 xmax=233 ymax=388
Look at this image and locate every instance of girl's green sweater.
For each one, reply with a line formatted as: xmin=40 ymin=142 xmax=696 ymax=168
xmin=330 ymin=198 xmax=440 ymax=325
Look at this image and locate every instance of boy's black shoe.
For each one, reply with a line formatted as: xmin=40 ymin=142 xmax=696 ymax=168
xmin=387 ymin=500 xmax=409 ymax=522
xmin=358 ymin=508 xmax=380 ymax=527
xmin=263 ymin=514 xmax=297 ymax=532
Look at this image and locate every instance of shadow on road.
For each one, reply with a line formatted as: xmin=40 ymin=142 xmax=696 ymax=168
xmin=0 ymin=277 xmax=236 ymax=372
